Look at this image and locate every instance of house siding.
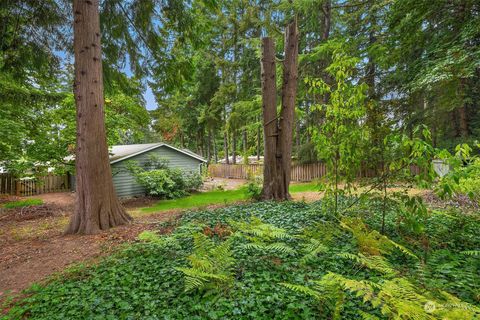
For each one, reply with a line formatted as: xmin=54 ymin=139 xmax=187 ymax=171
xmin=111 ymin=145 xmax=204 ymax=198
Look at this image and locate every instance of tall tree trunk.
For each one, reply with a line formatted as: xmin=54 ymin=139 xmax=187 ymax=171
xmin=224 ymin=130 xmax=229 ymax=164
xmin=261 ymin=37 xmax=279 ymax=199
xmin=261 ymin=19 xmax=299 ymax=200
xmin=243 ymin=128 xmax=248 ymax=163
xmin=257 ymin=118 xmax=261 ymax=161
xmin=458 ymin=106 xmax=469 ymax=137
xmin=278 ymin=19 xmax=299 ymax=199
xmin=321 ymin=0 xmax=331 ymax=41
xmin=458 ymin=79 xmax=469 ymax=137
xmin=232 ymin=130 xmax=237 ymax=164
xmin=67 ymin=0 xmax=131 ymax=235
xmin=207 ymin=129 xmax=212 ymax=163
xmin=213 ymin=130 xmax=218 ymax=163
xmin=296 ymin=118 xmax=301 ymax=152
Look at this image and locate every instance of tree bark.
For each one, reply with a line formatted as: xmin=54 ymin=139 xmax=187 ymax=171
xmin=261 ymin=19 xmax=299 ymax=200
xmin=243 ymin=128 xmax=248 ymax=163
xmin=207 ymin=129 xmax=212 ymax=163
xmin=278 ymin=19 xmax=299 ymax=199
xmin=458 ymin=78 xmax=469 ymax=137
xmin=224 ymin=130 xmax=229 ymax=164
xmin=67 ymin=0 xmax=131 ymax=234
xmin=257 ymin=118 xmax=261 ymax=161
xmin=232 ymin=130 xmax=237 ymax=164
xmin=261 ymin=37 xmax=279 ymax=199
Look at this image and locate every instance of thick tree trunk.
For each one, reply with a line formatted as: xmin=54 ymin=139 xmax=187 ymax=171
xmin=67 ymin=0 xmax=131 ymax=234
xmin=278 ymin=19 xmax=299 ymax=199
xmin=261 ymin=19 xmax=299 ymax=200
xmin=261 ymin=37 xmax=279 ymax=199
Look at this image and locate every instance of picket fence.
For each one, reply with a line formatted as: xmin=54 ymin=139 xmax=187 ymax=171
xmin=208 ymin=163 xmax=421 ymax=182
xmin=0 ymin=173 xmax=70 ymax=197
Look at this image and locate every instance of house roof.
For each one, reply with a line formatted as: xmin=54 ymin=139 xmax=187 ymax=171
xmin=109 ymin=143 xmax=207 ymax=164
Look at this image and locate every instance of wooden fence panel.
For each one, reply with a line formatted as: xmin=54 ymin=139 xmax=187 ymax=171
xmin=0 ymin=174 xmax=70 ymax=196
xmin=208 ymin=163 xmax=421 ymax=182
xmin=0 ymin=174 xmax=16 ymax=195
xmin=208 ymin=163 xmax=328 ymax=182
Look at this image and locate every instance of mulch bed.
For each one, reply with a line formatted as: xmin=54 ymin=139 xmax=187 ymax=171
xmin=0 ymin=204 xmax=67 ymax=223
xmin=422 ymin=190 xmax=479 ymax=210
xmin=121 ymin=196 xmax=159 ymax=209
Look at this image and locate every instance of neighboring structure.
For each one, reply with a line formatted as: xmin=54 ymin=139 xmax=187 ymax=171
xmin=109 ymin=143 xmax=206 ymax=197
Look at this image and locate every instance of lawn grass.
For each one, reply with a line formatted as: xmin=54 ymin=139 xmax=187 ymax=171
xmin=2 ymin=198 xmax=43 ymax=209
xmin=141 ymin=188 xmax=250 ymax=213
xmin=289 ymin=181 xmax=321 ymax=193
xmin=140 ymin=182 xmax=323 ymax=214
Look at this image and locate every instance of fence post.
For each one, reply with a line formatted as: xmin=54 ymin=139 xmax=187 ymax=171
xmin=15 ymin=180 xmax=21 ymax=196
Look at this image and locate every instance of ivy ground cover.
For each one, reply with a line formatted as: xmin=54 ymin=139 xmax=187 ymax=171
xmin=4 ymin=200 xmax=479 ymax=319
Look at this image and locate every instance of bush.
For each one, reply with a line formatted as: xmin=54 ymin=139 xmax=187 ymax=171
xmin=135 ymin=169 xmax=181 ymax=199
xmin=246 ymin=175 xmax=262 ymax=201
xmin=129 ymin=160 xmax=204 ymax=199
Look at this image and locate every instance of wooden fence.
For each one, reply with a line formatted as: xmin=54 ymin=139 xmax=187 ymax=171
xmin=208 ymin=163 xmax=327 ymax=182
xmin=208 ymin=163 xmax=421 ymax=182
xmin=0 ymin=173 xmax=70 ymax=197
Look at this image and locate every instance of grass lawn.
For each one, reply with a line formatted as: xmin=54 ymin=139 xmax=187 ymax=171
xmin=140 ymin=182 xmax=323 ymax=214
xmin=141 ymin=188 xmax=249 ymax=213
xmin=1 ymin=198 xmax=43 ymax=209
xmin=289 ymin=181 xmax=321 ymax=193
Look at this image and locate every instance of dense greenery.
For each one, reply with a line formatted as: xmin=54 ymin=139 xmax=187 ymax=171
xmin=2 ymin=1 xmax=479 ymax=172
xmin=5 ymin=200 xmax=479 ymax=319
xmin=125 ymin=155 xmax=203 ymax=199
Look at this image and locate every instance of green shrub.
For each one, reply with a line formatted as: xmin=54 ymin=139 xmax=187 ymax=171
xmin=3 ymin=198 xmax=43 ymax=209
xmin=127 ymin=158 xmax=204 ymax=199
xmin=245 ymin=175 xmax=262 ymax=201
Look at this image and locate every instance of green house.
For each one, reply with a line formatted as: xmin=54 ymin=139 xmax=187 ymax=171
xmin=109 ymin=143 xmax=206 ymax=198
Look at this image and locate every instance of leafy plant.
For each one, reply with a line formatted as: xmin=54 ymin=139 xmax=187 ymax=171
xmin=175 ymin=232 xmax=235 ymax=293
xmin=127 ymin=157 xmax=203 ymax=199
xmin=229 ymin=216 xmax=295 ymax=254
xmin=341 ymin=217 xmax=418 ymax=259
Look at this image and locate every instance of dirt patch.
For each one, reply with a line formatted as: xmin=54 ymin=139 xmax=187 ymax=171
xmin=30 ymin=192 xmax=75 ymax=208
xmin=423 ymin=190 xmax=479 ymax=210
xmin=0 ymin=204 xmax=65 ymax=222
xmin=0 ymin=195 xmax=21 ymax=205
xmin=0 ymin=208 xmax=180 ymax=300
xmin=120 ymin=196 xmax=159 ymax=209
xmin=202 ymin=177 xmax=247 ymax=191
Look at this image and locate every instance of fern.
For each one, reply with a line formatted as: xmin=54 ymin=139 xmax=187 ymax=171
xmin=284 ymin=272 xmax=480 ymax=320
xmin=229 ymin=216 xmax=294 ymax=241
xmin=243 ymin=242 xmax=295 ymax=254
xmin=230 ymin=217 xmax=295 ymax=255
xmin=175 ymin=233 xmax=235 ymax=292
xmin=461 ymin=250 xmax=480 ymax=256
xmin=281 ymin=278 xmax=345 ymax=320
xmin=300 ymin=238 xmax=329 ymax=263
xmin=279 ymin=283 xmax=323 ymax=300
xmin=337 ymin=252 xmax=398 ymax=277
xmin=341 ymin=217 xmax=418 ymax=259
xmin=137 ymin=231 xmax=179 ymax=248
